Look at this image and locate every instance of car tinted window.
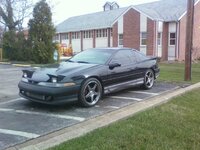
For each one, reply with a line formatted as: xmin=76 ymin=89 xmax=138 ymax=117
xmin=69 ymin=49 xmax=112 ymax=64
xmin=110 ymin=50 xmax=135 ymax=66
xmin=135 ymin=51 xmax=148 ymax=62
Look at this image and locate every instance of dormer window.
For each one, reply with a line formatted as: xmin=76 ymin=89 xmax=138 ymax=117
xmin=103 ymin=2 xmax=119 ymax=11
xmin=104 ymin=3 xmax=111 ymax=11
xmin=111 ymin=3 xmax=119 ymax=10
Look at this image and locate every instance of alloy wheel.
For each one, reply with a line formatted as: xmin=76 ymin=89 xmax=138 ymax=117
xmin=79 ymin=78 xmax=102 ymax=107
xmin=144 ymin=70 xmax=154 ymax=89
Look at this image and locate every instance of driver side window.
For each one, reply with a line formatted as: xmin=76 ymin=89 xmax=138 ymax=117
xmin=110 ymin=50 xmax=133 ymax=66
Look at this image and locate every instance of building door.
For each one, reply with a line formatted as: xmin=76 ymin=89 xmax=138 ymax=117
xmin=168 ymin=32 xmax=176 ymax=60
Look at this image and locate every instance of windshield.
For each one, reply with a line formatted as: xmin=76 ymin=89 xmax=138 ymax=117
xmin=68 ymin=49 xmax=112 ymax=64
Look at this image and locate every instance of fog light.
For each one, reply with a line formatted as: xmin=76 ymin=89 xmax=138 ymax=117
xmin=45 ymin=96 xmax=52 ymax=101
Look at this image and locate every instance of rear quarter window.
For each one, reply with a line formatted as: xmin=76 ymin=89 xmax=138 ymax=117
xmin=135 ymin=51 xmax=148 ymax=62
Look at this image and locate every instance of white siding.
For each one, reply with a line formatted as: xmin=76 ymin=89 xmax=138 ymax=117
xmin=96 ymin=38 xmax=108 ymax=48
xmin=157 ymin=21 xmax=163 ymax=57
xmin=71 ymin=39 xmax=81 ymax=54
xmin=157 ymin=46 xmax=162 ymax=57
xmin=140 ymin=46 xmax=147 ymax=55
xmin=118 ymin=16 xmax=123 ymax=34
xmin=158 ymin=21 xmax=163 ymax=32
xmin=110 ymin=37 xmax=113 ymax=47
xmin=140 ymin=14 xmax=147 ymax=32
xmin=83 ymin=39 xmax=93 ymax=50
xmin=169 ymin=22 xmax=176 ymax=32
xmin=140 ymin=14 xmax=147 ymax=55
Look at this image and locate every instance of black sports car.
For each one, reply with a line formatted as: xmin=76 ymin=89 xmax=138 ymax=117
xmin=18 ymin=48 xmax=160 ymax=107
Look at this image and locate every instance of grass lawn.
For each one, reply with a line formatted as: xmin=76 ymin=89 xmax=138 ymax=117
xmin=49 ymin=63 xmax=200 ymax=150
xmin=50 ymin=88 xmax=200 ymax=150
xmin=158 ymin=62 xmax=200 ymax=83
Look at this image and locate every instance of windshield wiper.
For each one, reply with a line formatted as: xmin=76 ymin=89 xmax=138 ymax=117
xmin=77 ymin=61 xmax=89 ymax=64
xmin=66 ymin=59 xmax=74 ymax=62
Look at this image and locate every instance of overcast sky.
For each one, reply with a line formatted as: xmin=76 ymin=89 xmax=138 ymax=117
xmin=30 ymin=0 xmax=159 ymax=26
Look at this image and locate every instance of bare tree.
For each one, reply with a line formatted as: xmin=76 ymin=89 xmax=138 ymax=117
xmin=0 ymin=0 xmax=33 ymax=31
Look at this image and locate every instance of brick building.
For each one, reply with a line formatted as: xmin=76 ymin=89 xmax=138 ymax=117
xmin=55 ymin=0 xmax=200 ymax=61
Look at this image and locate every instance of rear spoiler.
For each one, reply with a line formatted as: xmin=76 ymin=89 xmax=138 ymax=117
xmin=148 ymin=56 xmax=158 ymax=60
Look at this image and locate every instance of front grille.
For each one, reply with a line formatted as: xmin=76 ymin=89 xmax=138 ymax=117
xmin=20 ymin=90 xmax=52 ymax=101
xmin=28 ymin=80 xmax=39 ymax=84
xmin=26 ymin=92 xmax=45 ymax=100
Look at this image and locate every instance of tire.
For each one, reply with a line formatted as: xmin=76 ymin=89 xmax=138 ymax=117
xmin=143 ymin=69 xmax=155 ymax=89
xmin=78 ymin=78 xmax=102 ymax=107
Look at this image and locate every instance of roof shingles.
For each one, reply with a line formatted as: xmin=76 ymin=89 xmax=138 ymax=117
xmin=56 ymin=0 xmax=199 ymax=33
xmin=134 ymin=0 xmax=188 ymax=21
xmin=56 ymin=7 xmax=128 ymax=33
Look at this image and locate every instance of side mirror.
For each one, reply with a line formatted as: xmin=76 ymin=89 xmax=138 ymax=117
xmin=109 ymin=63 xmax=121 ymax=70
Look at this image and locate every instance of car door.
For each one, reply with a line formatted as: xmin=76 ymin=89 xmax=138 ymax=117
xmin=133 ymin=50 xmax=150 ymax=79
xmin=106 ymin=50 xmax=137 ymax=86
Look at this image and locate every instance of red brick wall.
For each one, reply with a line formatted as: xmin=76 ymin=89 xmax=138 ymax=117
xmin=192 ymin=1 xmax=200 ymax=60
xmin=123 ymin=8 xmax=140 ymax=49
xmin=81 ymin=31 xmax=83 ymax=51
xmin=147 ymin=18 xmax=156 ymax=56
xmin=69 ymin=32 xmax=72 ymax=44
xmin=179 ymin=1 xmax=200 ymax=61
xmin=112 ymin=22 xmax=118 ymax=47
xmin=179 ymin=14 xmax=187 ymax=61
xmin=93 ymin=30 xmax=96 ymax=48
xmin=162 ymin=23 xmax=169 ymax=61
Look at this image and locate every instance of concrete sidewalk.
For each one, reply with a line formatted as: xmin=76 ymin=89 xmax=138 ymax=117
xmin=6 ymin=82 xmax=200 ymax=150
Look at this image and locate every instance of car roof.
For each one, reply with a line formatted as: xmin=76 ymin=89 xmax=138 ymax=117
xmin=86 ymin=47 xmax=136 ymax=53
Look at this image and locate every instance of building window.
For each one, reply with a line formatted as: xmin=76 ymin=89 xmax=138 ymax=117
xmin=103 ymin=29 xmax=107 ymax=37
xmin=97 ymin=29 xmax=102 ymax=38
xmin=169 ymin=33 xmax=176 ymax=45
xmin=157 ymin=32 xmax=162 ymax=45
xmin=72 ymin=32 xmax=80 ymax=39
xmin=83 ymin=30 xmax=93 ymax=39
xmin=53 ymin=34 xmax=59 ymax=41
xmin=96 ymin=29 xmax=108 ymax=38
xmin=61 ymin=33 xmax=68 ymax=40
xmin=140 ymin=32 xmax=147 ymax=46
xmin=110 ymin=29 xmax=113 ymax=37
xmin=118 ymin=34 xmax=123 ymax=46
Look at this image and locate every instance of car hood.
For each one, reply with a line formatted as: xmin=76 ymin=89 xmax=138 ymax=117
xmin=28 ymin=62 xmax=100 ymax=82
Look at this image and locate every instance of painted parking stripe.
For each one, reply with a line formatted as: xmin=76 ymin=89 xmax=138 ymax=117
xmin=0 ymin=108 xmax=85 ymax=122
xmin=0 ymin=98 xmax=25 ymax=105
xmin=0 ymin=128 xmax=39 ymax=138
xmin=128 ymin=91 xmax=159 ymax=96
xmin=109 ymin=96 xmax=142 ymax=101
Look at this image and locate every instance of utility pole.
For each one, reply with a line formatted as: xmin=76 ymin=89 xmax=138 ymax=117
xmin=185 ymin=0 xmax=194 ymax=81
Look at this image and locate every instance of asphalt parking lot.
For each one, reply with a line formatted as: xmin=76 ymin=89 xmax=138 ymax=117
xmin=0 ymin=64 xmax=179 ymax=150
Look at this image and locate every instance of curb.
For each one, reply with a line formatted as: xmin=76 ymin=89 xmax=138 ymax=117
xmin=0 ymin=62 xmax=31 ymax=67
xmin=6 ymin=82 xmax=200 ymax=150
xmin=12 ymin=64 xmax=31 ymax=67
xmin=0 ymin=62 xmax=11 ymax=65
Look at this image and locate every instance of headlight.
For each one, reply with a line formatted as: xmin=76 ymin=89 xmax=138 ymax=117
xmin=51 ymin=77 xmax=57 ymax=83
xmin=23 ymin=72 xmax=28 ymax=78
xmin=38 ymin=82 xmax=76 ymax=87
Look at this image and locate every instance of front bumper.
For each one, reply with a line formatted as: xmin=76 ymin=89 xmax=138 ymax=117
xmin=18 ymin=81 xmax=80 ymax=104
